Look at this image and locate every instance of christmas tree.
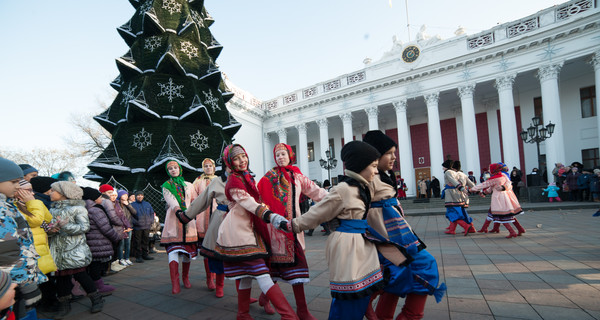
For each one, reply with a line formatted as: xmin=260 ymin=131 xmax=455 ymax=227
xmin=86 ymin=0 xmax=240 ymax=211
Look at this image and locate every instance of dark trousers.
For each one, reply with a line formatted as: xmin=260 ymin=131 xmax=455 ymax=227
xmin=88 ymin=261 xmax=108 ymax=281
xmin=133 ymin=229 xmax=150 ymax=258
xmin=56 ymin=271 xmax=96 ymax=298
xmin=39 ymin=274 xmax=57 ymax=305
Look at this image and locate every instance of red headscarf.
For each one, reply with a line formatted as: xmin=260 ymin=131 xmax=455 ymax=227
xmin=258 ymin=144 xmax=302 ymax=219
xmin=223 ymin=144 xmax=260 ymax=202
xmin=487 ymin=163 xmax=504 ymax=180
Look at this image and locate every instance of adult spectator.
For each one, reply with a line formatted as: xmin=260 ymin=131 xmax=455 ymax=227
xmin=98 ymin=185 xmax=126 ymax=273
xmin=430 ymin=176 xmax=441 ymax=198
xmin=129 ymin=191 xmax=155 ymax=263
xmin=510 ymin=169 xmax=522 ymax=199
xmin=566 ymin=167 xmax=582 ymax=201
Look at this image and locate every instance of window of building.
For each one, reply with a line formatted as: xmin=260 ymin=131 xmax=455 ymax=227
xmin=581 ymin=86 xmax=597 ymax=118
xmin=307 ymin=142 xmax=315 ymax=162
xmin=582 ymin=148 xmax=599 ymax=169
xmin=533 ymin=96 xmax=543 ymax=123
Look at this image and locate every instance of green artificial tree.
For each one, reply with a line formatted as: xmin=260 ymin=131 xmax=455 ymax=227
xmin=86 ymin=0 xmax=240 ymax=216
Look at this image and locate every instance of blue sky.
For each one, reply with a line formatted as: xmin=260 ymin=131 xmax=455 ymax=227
xmin=0 ymin=0 xmax=564 ymax=151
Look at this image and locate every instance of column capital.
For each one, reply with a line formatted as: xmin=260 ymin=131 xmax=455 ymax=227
xmin=494 ymin=74 xmax=516 ymax=91
xmin=316 ymin=118 xmax=329 ymax=129
xmin=591 ymin=50 xmax=600 ymax=71
xmin=263 ymin=132 xmax=270 ymax=140
xmin=276 ymin=128 xmax=287 ymax=137
xmin=536 ymin=62 xmax=564 ymax=82
xmin=295 ymin=123 xmax=307 ymax=134
xmin=457 ymin=84 xmax=476 ymax=99
xmin=424 ymin=92 xmax=439 ymax=106
xmin=393 ymin=100 xmax=407 ymax=113
xmin=365 ymin=106 xmax=379 ymax=118
xmin=339 ymin=112 xmax=353 ymax=123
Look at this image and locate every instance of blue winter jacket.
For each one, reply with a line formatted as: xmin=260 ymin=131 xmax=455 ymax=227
xmin=130 ymin=200 xmax=154 ymax=230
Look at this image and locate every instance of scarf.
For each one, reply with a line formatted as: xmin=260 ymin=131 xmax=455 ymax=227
xmin=198 ymin=158 xmax=217 ymax=181
xmin=487 ymin=163 xmax=504 ymax=181
xmin=222 ymin=144 xmax=259 ymax=202
xmin=161 ymin=160 xmax=187 ymax=210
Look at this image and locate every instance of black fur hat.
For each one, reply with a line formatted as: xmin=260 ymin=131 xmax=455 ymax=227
xmin=341 ymin=141 xmax=381 ymax=173
xmin=363 ymin=130 xmax=397 ymax=155
xmin=442 ymin=159 xmax=455 ymax=170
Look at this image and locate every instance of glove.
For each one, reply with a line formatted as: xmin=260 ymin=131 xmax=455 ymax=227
xmin=270 ymin=213 xmax=290 ymax=232
xmin=175 ymin=210 xmax=191 ymax=224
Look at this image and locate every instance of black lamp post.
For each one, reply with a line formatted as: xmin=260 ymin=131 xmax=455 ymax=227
xmin=520 ymin=116 xmax=555 ymax=173
xmin=319 ymin=148 xmax=337 ymax=182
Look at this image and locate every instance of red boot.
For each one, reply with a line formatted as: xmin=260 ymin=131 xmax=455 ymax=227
xmin=204 ymin=258 xmax=216 ymax=290
xmin=456 ymin=220 xmax=472 ymax=236
xmin=490 ymin=222 xmax=500 ymax=233
xmin=259 ymin=292 xmax=275 ymax=315
xmin=444 ymin=222 xmax=457 ymax=234
xmin=215 ymin=273 xmax=225 ymax=298
xmin=236 ymin=287 xmax=254 ymax=320
xmin=182 ymin=262 xmax=192 ymax=289
xmin=513 ymin=219 xmax=526 ymax=236
xmin=478 ymin=220 xmax=491 ymax=233
xmin=364 ymin=292 xmax=379 ymax=320
xmin=504 ymin=223 xmax=517 ymax=238
xmin=265 ymin=284 xmax=299 ymax=320
xmin=375 ymin=292 xmax=400 ymax=320
xmin=293 ymin=284 xmax=317 ymax=320
xmin=396 ymin=293 xmax=427 ymax=320
xmin=236 ymin=280 xmax=258 ymax=304
xmin=169 ymin=261 xmax=181 ymax=294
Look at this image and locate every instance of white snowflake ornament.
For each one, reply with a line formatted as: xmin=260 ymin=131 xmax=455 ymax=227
xmin=144 ymin=36 xmax=162 ymax=52
xmin=190 ymin=130 xmax=209 ymax=151
xmin=157 ymin=78 xmax=185 ymax=102
xmin=180 ymin=41 xmax=199 ymax=59
xmin=162 ymin=0 xmax=182 ymax=15
xmin=133 ymin=128 xmax=153 ymax=151
xmin=203 ymin=89 xmax=221 ymax=112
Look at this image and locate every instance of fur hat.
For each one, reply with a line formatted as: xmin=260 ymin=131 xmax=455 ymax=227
xmin=51 ymin=181 xmax=83 ymax=200
xmin=0 ymin=158 xmax=24 ymax=182
xmin=363 ymin=130 xmax=397 ymax=155
xmin=134 ymin=190 xmax=144 ymax=196
xmin=82 ymin=187 xmax=102 ymax=201
xmin=341 ymin=141 xmax=380 ymax=174
xmin=99 ymin=184 xmax=114 ymax=194
xmin=30 ymin=177 xmax=58 ymax=194
xmin=452 ymin=160 xmax=461 ymax=171
xmin=18 ymin=164 xmax=38 ymax=176
xmin=442 ymin=160 xmax=455 ymax=170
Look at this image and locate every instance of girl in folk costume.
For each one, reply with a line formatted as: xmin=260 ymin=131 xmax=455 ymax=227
xmin=363 ymin=131 xmax=446 ymax=320
xmin=451 ymin=161 xmax=476 ymax=235
xmin=442 ymin=160 xmax=473 ymax=235
xmin=397 ymin=178 xmax=407 ymax=200
xmin=258 ymin=143 xmax=328 ymax=320
xmin=290 ymin=141 xmax=386 ymax=320
xmin=191 ymin=158 xmax=218 ymax=291
xmin=160 ymin=160 xmax=199 ymax=294
xmin=470 ymin=163 xmax=525 ymax=238
xmin=214 ymin=144 xmax=297 ymax=319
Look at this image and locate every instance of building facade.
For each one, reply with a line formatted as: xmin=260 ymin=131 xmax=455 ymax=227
xmin=226 ymin=0 xmax=600 ymax=197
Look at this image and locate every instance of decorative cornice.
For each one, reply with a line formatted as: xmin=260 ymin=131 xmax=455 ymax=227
xmin=339 ymin=112 xmax=353 ymax=123
xmin=424 ymin=92 xmax=439 ymax=106
xmin=316 ymin=118 xmax=328 ymax=129
xmin=494 ymin=74 xmax=516 ymax=91
xmin=393 ymin=100 xmax=407 ymax=113
xmin=365 ymin=106 xmax=379 ymax=118
xmin=457 ymin=84 xmax=476 ymax=99
xmin=536 ymin=62 xmax=564 ymax=81
xmin=295 ymin=123 xmax=307 ymax=134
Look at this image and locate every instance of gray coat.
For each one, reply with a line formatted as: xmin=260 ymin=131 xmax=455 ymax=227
xmin=49 ymin=200 xmax=92 ymax=271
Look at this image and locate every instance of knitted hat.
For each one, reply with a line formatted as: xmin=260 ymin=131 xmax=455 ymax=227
xmin=134 ymin=190 xmax=144 ymax=196
xmin=30 ymin=177 xmax=58 ymax=194
xmin=0 ymin=271 xmax=12 ymax=299
xmin=0 ymin=158 xmax=24 ymax=182
xmin=82 ymin=187 xmax=102 ymax=201
xmin=99 ymin=184 xmax=114 ymax=194
xmin=363 ymin=130 xmax=397 ymax=155
xmin=452 ymin=161 xmax=461 ymax=171
xmin=19 ymin=179 xmax=32 ymax=190
xmin=117 ymin=190 xmax=128 ymax=200
xmin=468 ymin=171 xmax=473 ymax=175
xmin=594 ymin=169 xmax=600 ymax=175
xmin=442 ymin=160 xmax=454 ymax=170
xmin=340 ymin=141 xmax=381 ymax=173
xmin=18 ymin=164 xmax=38 ymax=176
xmin=56 ymin=171 xmax=75 ymax=182
xmin=51 ymin=181 xmax=83 ymax=200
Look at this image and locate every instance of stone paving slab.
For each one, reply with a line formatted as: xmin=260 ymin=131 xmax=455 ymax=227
xmin=40 ymin=207 xmax=600 ymax=319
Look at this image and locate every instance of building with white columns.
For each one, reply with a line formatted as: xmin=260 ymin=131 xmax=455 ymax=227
xmin=226 ymin=0 xmax=600 ymax=197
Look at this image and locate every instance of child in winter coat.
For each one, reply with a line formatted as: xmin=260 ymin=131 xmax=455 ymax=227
xmin=542 ymin=183 xmax=562 ymax=202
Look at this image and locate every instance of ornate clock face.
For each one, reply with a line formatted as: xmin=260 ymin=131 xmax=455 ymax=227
xmin=402 ymin=45 xmax=420 ymax=63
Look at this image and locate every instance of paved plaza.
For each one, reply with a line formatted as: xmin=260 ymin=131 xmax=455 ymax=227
xmin=49 ymin=202 xmax=600 ymax=320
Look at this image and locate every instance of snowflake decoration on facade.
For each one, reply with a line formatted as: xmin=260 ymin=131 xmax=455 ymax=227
xmin=157 ymin=78 xmax=185 ymax=102
xmin=120 ymin=83 xmax=138 ymax=105
xmin=458 ymin=66 xmax=474 ymax=81
xmin=190 ymin=130 xmax=209 ymax=151
xmin=203 ymin=89 xmax=221 ymax=112
xmin=180 ymin=41 xmax=199 ymax=59
xmin=162 ymin=0 xmax=182 ymax=15
xmin=133 ymin=128 xmax=152 ymax=151
xmin=144 ymin=36 xmax=162 ymax=52
xmin=496 ymin=56 xmax=514 ymax=73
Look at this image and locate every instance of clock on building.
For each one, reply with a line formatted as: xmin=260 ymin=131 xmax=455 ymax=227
xmin=402 ymin=45 xmax=420 ymax=63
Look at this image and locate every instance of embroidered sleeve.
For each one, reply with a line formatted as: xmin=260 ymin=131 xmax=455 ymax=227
xmin=229 ymin=188 xmax=269 ymax=219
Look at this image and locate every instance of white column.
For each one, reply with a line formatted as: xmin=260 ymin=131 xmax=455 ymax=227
xmin=591 ymin=51 xmax=600 ymax=158
xmin=340 ymin=112 xmax=354 ymax=144
xmin=458 ymin=84 xmax=481 ymax=178
xmin=276 ymin=128 xmax=287 ymax=144
xmin=317 ymin=118 xmax=330 ymax=181
xmin=263 ymin=133 xmax=272 ymax=169
xmin=393 ymin=100 xmax=416 ymax=197
xmin=425 ymin=92 xmax=444 ymax=180
xmin=295 ymin=123 xmax=309 ymax=175
xmin=494 ymin=74 xmax=520 ymax=168
xmin=366 ymin=106 xmax=379 ymax=131
xmin=486 ymin=101 xmax=501 ymax=164
xmin=537 ymin=62 xmax=564 ymax=182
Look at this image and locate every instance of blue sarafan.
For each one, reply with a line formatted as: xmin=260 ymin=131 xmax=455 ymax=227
xmin=87 ymin=0 xmax=241 ymax=193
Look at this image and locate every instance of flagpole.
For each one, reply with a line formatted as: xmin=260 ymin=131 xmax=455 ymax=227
xmin=405 ymin=0 xmax=411 ymax=42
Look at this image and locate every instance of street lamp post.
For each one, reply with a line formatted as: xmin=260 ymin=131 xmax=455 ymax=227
xmin=319 ymin=147 xmax=337 ymax=183
xmin=520 ymin=116 xmax=555 ymax=172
